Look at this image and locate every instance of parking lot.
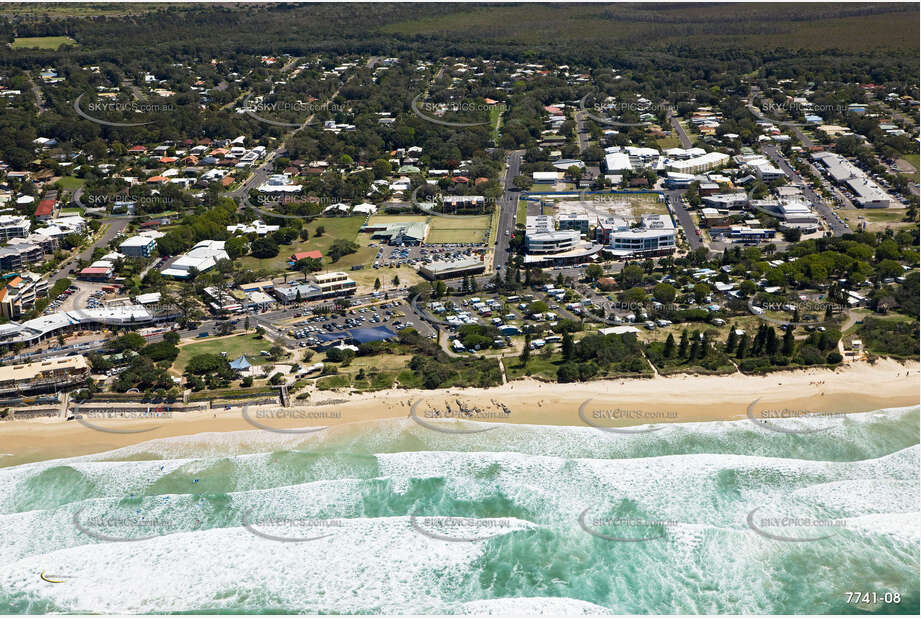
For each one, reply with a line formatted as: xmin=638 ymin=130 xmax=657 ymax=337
xmin=44 ymin=282 xmax=113 ymax=315
xmin=287 ymin=300 xmax=433 ymax=348
xmin=371 ymin=242 xmax=488 ymax=270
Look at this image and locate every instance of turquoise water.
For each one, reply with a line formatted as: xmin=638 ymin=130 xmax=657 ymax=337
xmin=0 ymin=407 xmax=918 ymax=614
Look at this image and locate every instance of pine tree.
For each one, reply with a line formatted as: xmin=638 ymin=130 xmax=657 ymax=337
xmin=751 ymin=324 xmax=765 ymax=356
xmin=520 ymin=335 xmax=531 ymax=365
xmin=678 ymin=329 xmax=689 ymax=358
xmin=782 ymin=327 xmax=795 ymax=355
xmin=725 ymin=327 xmax=737 ymax=354
xmin=688 ymin=340 xmax=699 ymax=362
xmin=736 ymin=333 xmax=749 ymax=359
xmin=699 ymin=332 xmax=709 ymax=359
xmin=664 ymin=333 xmax=676 ymax=358
xmin=766 ymin=327 xmax=778 ymax=355
xmin=562 ymin=331 xmax=574 ymax=361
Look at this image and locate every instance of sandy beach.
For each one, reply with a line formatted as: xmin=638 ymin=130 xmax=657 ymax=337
xmin=2 ymin=358 xmax=918 ymax=465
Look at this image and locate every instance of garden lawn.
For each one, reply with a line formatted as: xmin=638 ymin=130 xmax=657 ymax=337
xmin=12 ymin=36 xmax=76 ymax=49
xmin=173 ymin=334 xmax=273 ymax=374
xmin=239 ymin=216 xmax=371 ymax=273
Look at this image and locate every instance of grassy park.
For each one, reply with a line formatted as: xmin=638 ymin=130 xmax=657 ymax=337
xmin=11 ymin=36 xmax=76 ymax=49
xmin=172 ymin=334 xmax=272 ymax=374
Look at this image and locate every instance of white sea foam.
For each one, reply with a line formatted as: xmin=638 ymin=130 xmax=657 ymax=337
xmin=0 ymin=517 xmax=534 ymax=614
xmin=33 ymin=404 xmax=917 ymax=465
xmin=0 ymin=406 xmax=916 ymax=614
xmin=455 ymin=597 xmax=613 ymax=614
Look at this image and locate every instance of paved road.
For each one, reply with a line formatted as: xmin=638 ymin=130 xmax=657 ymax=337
xmin=748 ymin=87 xmax=816 ymax=148
xmin=761 ymin=145 xmax=850 ymax=236
xmin=664 ymin=189 xmax=702 ymax=250
xmin=494 ymin=150 xmax=524 ymax=271
xmin=27 ymin=74 xmax=45 ymax=113
xmin=48 ymin=218 xmax=130 ymax=284
xmin=667 ymin=110 xmax=693 ymax=149
xmin=230 ymin=70 xmax=355 ymax=202
xmin=574 ymin=110 xmax=589 ymax=153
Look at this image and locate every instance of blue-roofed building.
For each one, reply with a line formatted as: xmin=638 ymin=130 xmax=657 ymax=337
xmin=314 ymin=326 xmax=397 ymax=349
xmin=229 ymin=355 xmax=252 ymax=371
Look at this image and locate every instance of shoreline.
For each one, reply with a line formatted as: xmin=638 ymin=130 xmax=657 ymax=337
xmin=1 ymin=358 xmax=918 ymax=466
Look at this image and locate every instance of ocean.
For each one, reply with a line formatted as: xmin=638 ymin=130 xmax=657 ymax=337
xmin=0 ymin=406 xmax=918 ymax=614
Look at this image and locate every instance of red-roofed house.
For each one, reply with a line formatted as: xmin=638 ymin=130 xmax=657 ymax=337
xmin=291 ymin=250 xmax=322 ymax=262
xmin=146 ymin=175 xmax=168 ymax=184
xmin=78 ymin=266 xmax=113 ymax=282
xmin=128 ymin=145 xmax=147 ymax=154
xmin=34 ymin=199 xmax=57 ymax=220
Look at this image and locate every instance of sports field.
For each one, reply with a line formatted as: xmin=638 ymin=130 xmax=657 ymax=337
xmin=426 ymin=215 xmax=492 ymax=244
xmin=838 ymin=207 xmax=915 ymax=232
xmin=172 ymin=334 xmax=271 ymax=374
xmin=366 ymin=215 xmax=429 ymax=225
xmin=11 ymin=36 xmax=76 ymax=49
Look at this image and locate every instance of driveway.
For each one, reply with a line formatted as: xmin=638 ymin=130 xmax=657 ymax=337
xmin=664 ymin=190 xmax=702 ymax=250
xmin=48 ymin=217 xmax=129 ymax=284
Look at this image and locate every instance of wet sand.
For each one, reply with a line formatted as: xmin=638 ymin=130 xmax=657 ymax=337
xmin=1 ymin=358 xmax=917 ymax=466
